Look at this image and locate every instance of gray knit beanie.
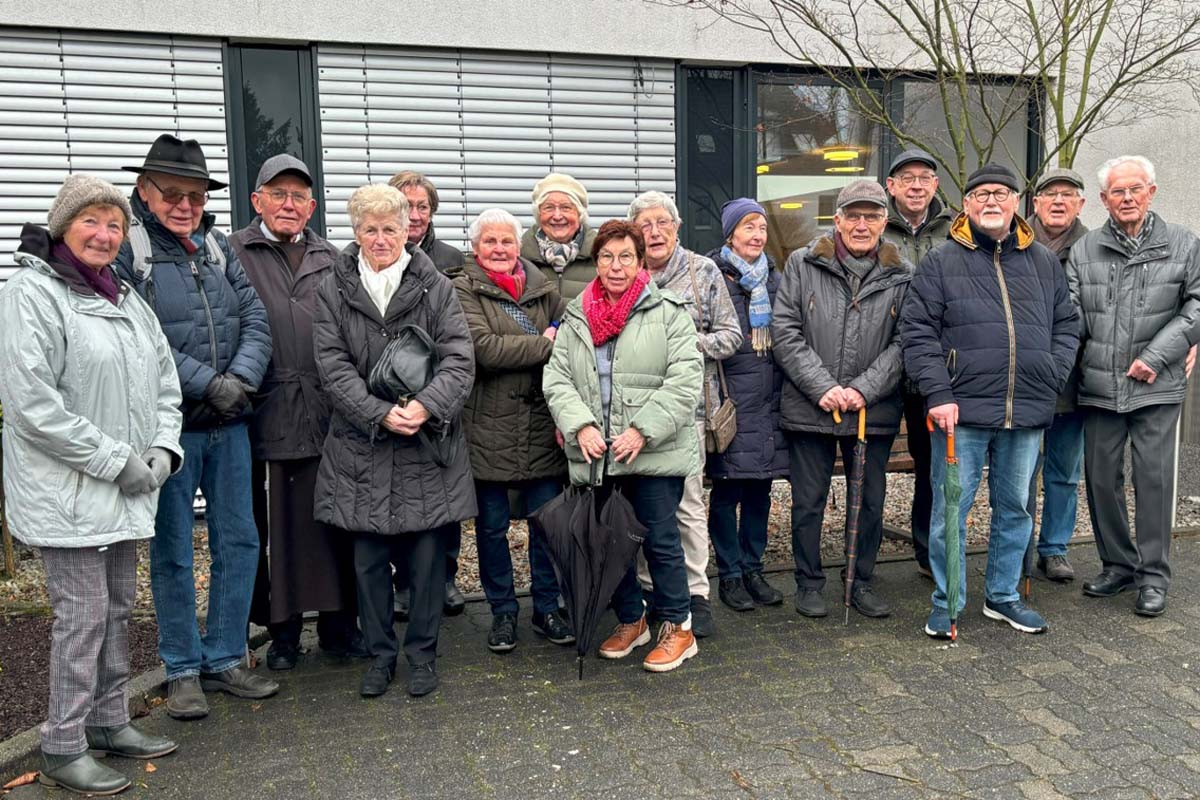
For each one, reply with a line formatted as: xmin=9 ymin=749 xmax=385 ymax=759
xmin=47 ymin=173 xmax=133 ymax=239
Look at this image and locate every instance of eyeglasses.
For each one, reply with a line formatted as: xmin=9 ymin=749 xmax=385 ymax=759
xmin=146 ymin=174 xmax=209 ymax=207
xmin=1104 ymin=184 xmax=1150 ymax=199
xmin=638 ymin=218 xmax=676 ymax=233
xmin=597 ymin=251 xmax=638 ymax=267
xmin=409 ymin=203 xmax=432 ymax=216
xmin=539 ymin=203 xmax=578 ymax=216
xmin=1037 ymin=189 xmax=1081 ymax=200
xmin=260 ymin=188 xmax=312 ymax=205
xmin=967 ymin=188 xmax=1014 ymax=203
xmin=894 ymin=174 xmax=936 ymax=187
xmin=840 ymin=211 xmax=887 ymax=224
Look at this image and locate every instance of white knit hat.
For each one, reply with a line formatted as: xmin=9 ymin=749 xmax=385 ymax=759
xmin=531 ymin=172 xmax=589 ymax=224
xmin=47 ymin=174 xmax=133 ymax=239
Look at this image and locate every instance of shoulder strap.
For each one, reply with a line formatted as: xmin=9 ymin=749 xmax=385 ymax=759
xmin=684 ymin=252 xmax=714 ymax=418
xmin=127 ymin=216 xmax=153 ymax=280
xmin=205 ymin=231 xmax=226 ymax=271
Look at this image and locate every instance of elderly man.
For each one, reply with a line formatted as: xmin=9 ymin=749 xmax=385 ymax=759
xmin=387 ymin=170 xmax=467 ymax=618
xmin=230 ymin=155 xmax=365 ymax=670
xmin=1067 ymin=155 xmax=1200 ymax=617
xmin=773 ymin=180 xmax=912 ymax=619
xmin=115 ymin=134 xmax=277 ymax=718
xmin=901 ymin=163 xmax=1079 ymax=639
xmin=884 ymin=148 xmax=953 ymax=579
xmin=1023 ymin=168 xmax=1090 ymax=582
xmin=627 ymin=190 xmax=742 ymax=638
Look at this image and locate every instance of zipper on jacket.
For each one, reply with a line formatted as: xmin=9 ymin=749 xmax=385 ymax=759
xmin=1137 ymin=264 xmax=1149 ymax=308
xmin=191 ymin=260 xmax=219 ymax=368
xmin=992 ymin=242 xmax=1017 ymax=429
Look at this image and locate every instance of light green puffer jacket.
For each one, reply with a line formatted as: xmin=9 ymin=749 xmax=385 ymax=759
xmin=543 ymin=281 xmax=703 ymax=485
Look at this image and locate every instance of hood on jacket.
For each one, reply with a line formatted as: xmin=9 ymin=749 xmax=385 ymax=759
xmin=805 ymin=234 xmax=907 ymax=272
xmin=15 ymin=223 xmax=113 ymax=297
xmin=949 ymin=212 xmax=1036 ymax=251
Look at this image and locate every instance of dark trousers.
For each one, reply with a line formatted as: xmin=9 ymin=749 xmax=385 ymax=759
xmin=475 ymin=478 xmax=563 ymax=616
xmin=354 ymin=529 xmax=447 ymax=668
xmin=394 ymin=524 xmax=460 ymax=594
xmin=708 ymin=478 xmax=772 ymax=580
xmin=268 ymin=611 xmax=356 ymax=650
xmin=609 ymin=476 xmax=690 ymax=625
xmin=902 ymin=388 xmax=932 ymax=569
xmin=1084 ymin=403 xmax=1180 ymax=590
xmin=788 ymin=431 xmax=895 ymax=591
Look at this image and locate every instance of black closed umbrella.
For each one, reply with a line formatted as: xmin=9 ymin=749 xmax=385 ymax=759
xmin=531 ymin=459 xmax=646 ymax=679
xmin=367 ymin=324 xmax=456 ymax=466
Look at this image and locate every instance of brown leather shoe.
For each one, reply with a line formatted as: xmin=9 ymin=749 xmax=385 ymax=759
xmin=642 ymin=621 xmax=698 ymax=673
xmin=598 ymin=617 xmax=650 ymax=659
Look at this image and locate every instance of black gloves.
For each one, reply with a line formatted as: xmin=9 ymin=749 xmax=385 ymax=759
xmin=203 ymin=373 xmax=252 ymax=421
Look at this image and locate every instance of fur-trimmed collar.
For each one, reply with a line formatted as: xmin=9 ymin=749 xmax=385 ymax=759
xmin=808 ymin=234 xmax=905 ymax=270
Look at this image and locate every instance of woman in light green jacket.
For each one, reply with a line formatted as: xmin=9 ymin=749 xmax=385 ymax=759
xmin=542 ymin=219 xmax=702 ymax=674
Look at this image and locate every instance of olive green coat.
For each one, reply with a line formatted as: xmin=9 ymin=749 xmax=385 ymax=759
xmin=543 ymin=282 xmax=703 ymax=485
xmin=453 ymin=258 xmax=567 ymax=482
xmin=520 ymin=225 xmax=598 ymax=301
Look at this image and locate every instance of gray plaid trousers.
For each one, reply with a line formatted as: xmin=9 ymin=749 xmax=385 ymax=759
xmin=39 ymin=540 xmax=137 ymax=755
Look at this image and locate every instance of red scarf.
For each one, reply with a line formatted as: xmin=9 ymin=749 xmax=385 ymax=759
xmin=476 ymin=256 xmax=526 ymax=301
xmin=582 ymin=269 xmax=651 ymax=346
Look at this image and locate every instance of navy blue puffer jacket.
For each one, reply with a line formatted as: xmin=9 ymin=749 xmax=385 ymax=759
xmin=704 ymin=250 xmax=788 ymax=481
xmin=900 ymin=214 xmax=1079 ymax=430
xmin=114 ymin=193 xmax=271 ymax=430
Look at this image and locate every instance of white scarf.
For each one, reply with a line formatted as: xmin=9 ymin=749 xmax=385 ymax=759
xmin=358 ymin=249 xmax=411 ymax=317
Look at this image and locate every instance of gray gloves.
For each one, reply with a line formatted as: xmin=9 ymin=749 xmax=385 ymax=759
xmin=203 ymin=373 xmax=252 ymax=421
xmin=144 ymin=447 xmax=173 ymax=488
xmin=115 ymin=450 xmax=157 ymax=495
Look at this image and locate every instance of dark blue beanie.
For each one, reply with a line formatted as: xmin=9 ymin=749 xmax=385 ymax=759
xmin=721 ymin=198 xmax=767 ymax=240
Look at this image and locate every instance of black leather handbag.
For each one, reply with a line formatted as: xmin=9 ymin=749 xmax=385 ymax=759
xmin=367 ymin=324 xmax=457 ymax=467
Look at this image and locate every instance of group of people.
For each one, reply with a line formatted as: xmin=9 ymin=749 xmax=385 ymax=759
xmin=1 ymin=128 xmax=1197 ymax=796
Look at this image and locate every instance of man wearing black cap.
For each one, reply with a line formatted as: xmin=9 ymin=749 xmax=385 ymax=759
xmin=229 ymin=155 xmax=367 ymax=670
xmin=884 ymin=149 xmax=954 ymax=581
xmin=900 ymin=163 xmax=1078 ymax=639
xmin=114 ymin=134 xmax=277 ymax=719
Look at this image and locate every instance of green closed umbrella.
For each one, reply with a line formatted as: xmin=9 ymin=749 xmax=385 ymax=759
xmin=930 ymin=416 xmax=963 ymax=641
xmin=835 ymin=407 xmax=869 ymax=625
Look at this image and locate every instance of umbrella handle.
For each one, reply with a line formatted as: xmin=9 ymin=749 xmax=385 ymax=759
xmin=925 ymin=415 xmax=956 ymax=462
xmin=831 ymin=408 xmax=841 ymax=424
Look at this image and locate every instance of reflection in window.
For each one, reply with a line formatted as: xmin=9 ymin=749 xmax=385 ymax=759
xmin=755 ymin=79 xmax=881 ymax=266
xmin=685 ymin=68 xmax=738 ymax=257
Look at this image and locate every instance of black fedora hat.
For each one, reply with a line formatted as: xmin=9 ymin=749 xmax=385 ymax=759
xmin=122 ymin=133 xmax=228 ymax=190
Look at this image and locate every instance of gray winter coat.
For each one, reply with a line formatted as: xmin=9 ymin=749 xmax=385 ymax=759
xmin=773 ymin=235 xmax=913 ymax=436
xmin=313 ymin=244 xmax=477 ymax=534
xmin=1066 ymin=213 xmax=1200 ymax=413
xmin=229 ymin=220 xmax=338 ymax=461
xmin=0 ymin=224 xmax=184 ymax=548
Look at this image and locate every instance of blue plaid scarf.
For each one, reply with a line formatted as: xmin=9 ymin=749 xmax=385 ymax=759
xmin=721 ymin=245 xmax=771 ymax=329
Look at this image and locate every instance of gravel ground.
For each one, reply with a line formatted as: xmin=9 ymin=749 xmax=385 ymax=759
xmin=4 ymin=475 xmax=1197 ymax=613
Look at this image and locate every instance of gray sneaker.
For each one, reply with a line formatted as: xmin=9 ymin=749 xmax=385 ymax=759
xmin=200 ymin=665 xmax=280 ymax=699
xmin=1037 ymin=555 xmax=1075 ymax=583
xmin=166 ymin=675 xmax=209 ymax=720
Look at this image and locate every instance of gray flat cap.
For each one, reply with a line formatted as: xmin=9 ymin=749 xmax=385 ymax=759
xmin=836 ymin=179 xmax=889 ymax=210
xmin=888 ymin=148 xmax=938 ymax=176
xmin=256 ymin=154 xmax=312 ymax=188
xmin=1035 ymin=167 xmax=1085 ymax=194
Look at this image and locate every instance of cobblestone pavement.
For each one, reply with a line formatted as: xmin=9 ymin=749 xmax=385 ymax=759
xmin=8 ymin=539 xmax=1200 ymax=799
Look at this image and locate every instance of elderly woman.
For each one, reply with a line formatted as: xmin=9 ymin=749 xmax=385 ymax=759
xmin=452 ymin=208 xmax=573 ymax=653
xmin=543 ymin=219 xmax=703 ymax=673
xmin=704 ymin=199 xmax=788 ymax=612
xmin=519 ymin=172 xmax=596 ymax=299
xmin=0 ymin=175 xmax=183 ymax=795
xmin=313 ymin=183 xmax=476 ymax=699
xmin=626 ymin=190 xmax=742 ymax=638
xmin=388 ymin=170 xmax=466 ymax=617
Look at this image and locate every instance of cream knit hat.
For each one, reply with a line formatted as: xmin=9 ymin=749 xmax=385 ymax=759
xmin=47 ymin=173 xmax=132 ymax=239
xmin=531 ymin=172 xmax=589 ymax=223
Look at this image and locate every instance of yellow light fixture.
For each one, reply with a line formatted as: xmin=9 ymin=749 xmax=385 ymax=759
xmin=822 ymin=149 xmax=859 ymax=162
xmin=814 ymin=215 xmax=835 ymax=221
xmin=825 ymin=166 xmax=865 ymax=173
xmin=779 ymin=202 xmax=803 ymax=209
xmin=756 ymin=164 xmax=770 ymax=174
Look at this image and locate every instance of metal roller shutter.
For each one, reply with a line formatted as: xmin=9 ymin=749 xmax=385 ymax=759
xmin=0 ymin=27 xmax=230 ymax=281
xmin=317 ymin=45 xmax=675 ymax=253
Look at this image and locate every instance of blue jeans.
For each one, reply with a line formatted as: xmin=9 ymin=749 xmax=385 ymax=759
xmin=475 ymin=479 xmax=562 ymax=616
xmin=1032 ymin=411 xmax=1085 ymax=557
xmin=708 ymin=478 xmax=771 ymax=580
xmin=929 ymin=425 xmax=1040 ymax=612
xmin=610 ymin=476 xmax=689 ymax=625
xmin=151 ymin=423 xmax=260 ymax=680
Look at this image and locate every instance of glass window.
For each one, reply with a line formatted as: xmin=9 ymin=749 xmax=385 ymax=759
xmin=900 ymin=81 xmax=1030 ymax=206
xmin=755 ymin=77 xmax=882 ymax=266
xmin=684 ymin=68 xmax=739 ymax=257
